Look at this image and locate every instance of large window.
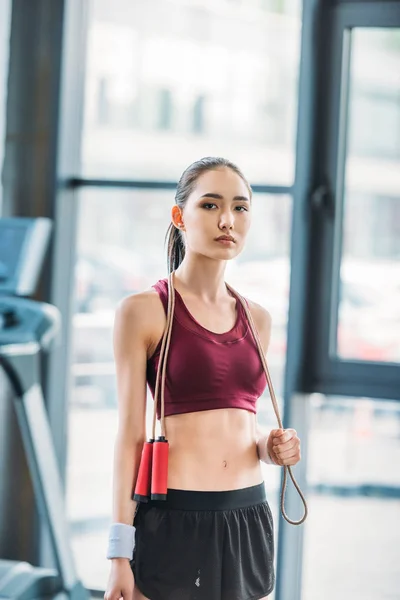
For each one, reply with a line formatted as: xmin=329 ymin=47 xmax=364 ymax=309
xmin=336 ymin=29 xmax=400 ymax=363
xmin=81 ymin=0 xmax=302 ymax=184
xmin=300 ymin=25 xmax=400 ymax=600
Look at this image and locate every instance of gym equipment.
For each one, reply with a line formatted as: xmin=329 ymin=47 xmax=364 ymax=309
xmin=0 ymin=217 xmax=89 ymax=600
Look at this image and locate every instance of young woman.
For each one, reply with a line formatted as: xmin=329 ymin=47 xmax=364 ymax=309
xmin=104 ymin=157 xmax=303 ymax=600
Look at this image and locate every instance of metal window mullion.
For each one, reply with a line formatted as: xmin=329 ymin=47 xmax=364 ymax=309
xmin=337 ymin=2 xmax=400 ymax=28
xmin=68 ymin=177 xmax=293 ymax=196
xmin=328 ymin=26 xmax=352 ymax=359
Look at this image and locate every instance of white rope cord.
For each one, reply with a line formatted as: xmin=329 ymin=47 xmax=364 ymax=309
xmin=153 ymin=271 xmax=308 ymax=525
xmin=151 ymin=272 xmax=175 ymax=440
xmin=159 ymin=274 xmax=176 ymax=437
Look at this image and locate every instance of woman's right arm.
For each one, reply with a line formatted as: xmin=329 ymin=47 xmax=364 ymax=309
xmin=112 ymin=294 xmax=150 ymax=529
xmin=105 ymin=292 xmax=155 ymax=598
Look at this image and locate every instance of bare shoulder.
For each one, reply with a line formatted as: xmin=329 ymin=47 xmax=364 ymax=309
xmin=245 ymin=298 xmax=272 ymax=329
xmin=114 ymin=287 xmax=166 ymax=356
xmin=244 ymin=297 xmax=272 ymax=353
xmin=116 ymin=287 xmax=163 ymax=320
xmin=112 ymin=288 xmax=166 ymax=441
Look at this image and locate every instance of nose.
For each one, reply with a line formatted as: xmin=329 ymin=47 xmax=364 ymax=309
xmin=218 ymin=208 xmax=234 ymax=231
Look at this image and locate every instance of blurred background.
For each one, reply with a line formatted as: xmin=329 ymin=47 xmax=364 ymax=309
xmin=0 ymin=1 xmax=399 ymax=600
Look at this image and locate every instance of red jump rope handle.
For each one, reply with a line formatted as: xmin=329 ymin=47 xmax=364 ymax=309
xmin=151 ymin=437 xmax=169 ymax=500
xmin=133 ymin=439 xmax=154 ymax=502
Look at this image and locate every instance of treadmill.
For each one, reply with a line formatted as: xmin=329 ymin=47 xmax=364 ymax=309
xmin=0 ymin=217 xmax=89 ymax=600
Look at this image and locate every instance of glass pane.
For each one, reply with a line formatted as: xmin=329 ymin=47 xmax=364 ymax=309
xmin=67 ymin=188 xmax=292 ymax=591
xmin=302 ymin=395 xmax=400 ymax=600
xmin=0 ymin=0 xmax=11 ymax=213
xmin=336 ymin=29 xmax=400 ymax=363
xmin=81 ymin=0 xmax=302 ymax=184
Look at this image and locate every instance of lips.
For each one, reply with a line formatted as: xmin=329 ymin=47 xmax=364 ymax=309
xmin=215 ymin=236 xmax=235 ymax=242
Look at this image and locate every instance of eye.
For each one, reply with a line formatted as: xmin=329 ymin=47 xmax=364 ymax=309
xmin=201 ymin=203 xmax=218 ymax=210
xmin=235 ymin=206 xmax=248 ymax=212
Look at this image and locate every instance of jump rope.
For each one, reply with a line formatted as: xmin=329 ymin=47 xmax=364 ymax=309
xmin=134 ymin=271 xmax=308 ymax=526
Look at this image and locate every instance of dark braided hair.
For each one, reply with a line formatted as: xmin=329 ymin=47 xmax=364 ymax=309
xmin=165 ymin=157 xmax=252 ymax=273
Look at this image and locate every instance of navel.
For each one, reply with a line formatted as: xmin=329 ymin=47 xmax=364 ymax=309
xmin=222 ymin=460 xmax=228 ymax=469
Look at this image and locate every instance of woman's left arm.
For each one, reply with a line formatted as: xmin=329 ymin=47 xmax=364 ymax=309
xmin=247 ymin=299 xmax=301 ymax=468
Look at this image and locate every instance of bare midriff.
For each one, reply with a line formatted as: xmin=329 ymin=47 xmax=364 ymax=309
xmin=164 ymin=407 xmax=263 ymax=491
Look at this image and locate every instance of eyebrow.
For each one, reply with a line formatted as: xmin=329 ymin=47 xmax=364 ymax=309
xmin=200 ymin=192 xmax=250 ymax=202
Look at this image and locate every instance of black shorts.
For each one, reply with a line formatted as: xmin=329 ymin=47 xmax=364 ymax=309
xmin=130 ymin=482 xmax=275 ymax=600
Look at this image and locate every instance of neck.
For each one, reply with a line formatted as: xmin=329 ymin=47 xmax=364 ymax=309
xmin=173 ymin=256 xmax=230 ymax=302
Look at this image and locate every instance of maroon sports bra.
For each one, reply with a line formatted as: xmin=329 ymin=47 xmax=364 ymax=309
xmin=146 ymin=278 xmax=267 ymax=419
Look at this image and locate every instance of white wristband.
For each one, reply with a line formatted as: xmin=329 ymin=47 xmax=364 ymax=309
xmin=257 ymin=436 xmax=277 ymax=465
xmin=106 ymin=523 xmax=136 ymax=560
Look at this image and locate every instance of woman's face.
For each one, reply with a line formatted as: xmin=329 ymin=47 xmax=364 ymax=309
xmin=178 ymin=167 xmax=252 ymax=261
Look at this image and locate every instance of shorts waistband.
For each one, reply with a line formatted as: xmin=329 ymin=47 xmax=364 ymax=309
xmin=147 ymin=482 xmax=267 ymax=511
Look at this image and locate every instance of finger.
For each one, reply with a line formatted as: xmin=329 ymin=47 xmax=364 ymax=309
xmin=273 ymin=430 xmax=297 ymax=445
xmin=273 ymin=438 xmax=300 ymax=457
xmin=274 ymin=429 xmax=296 ymax=444
xmin=275 ymin=438 xmax=300 ymax=453
xmin=275 ymin=447 xmax=299 ymax=459
xmin=274 ymin=452 xmax=299 ymax=466
xmin=270 ymin=428 xmax=284 ymax=438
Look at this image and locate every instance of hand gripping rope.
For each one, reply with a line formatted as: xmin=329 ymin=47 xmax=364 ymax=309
xmin=134 ymin=271 xmax=308 ymax=525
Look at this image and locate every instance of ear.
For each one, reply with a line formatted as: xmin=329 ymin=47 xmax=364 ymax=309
xmin=171 ymin=205 xmax=184 ymax=230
